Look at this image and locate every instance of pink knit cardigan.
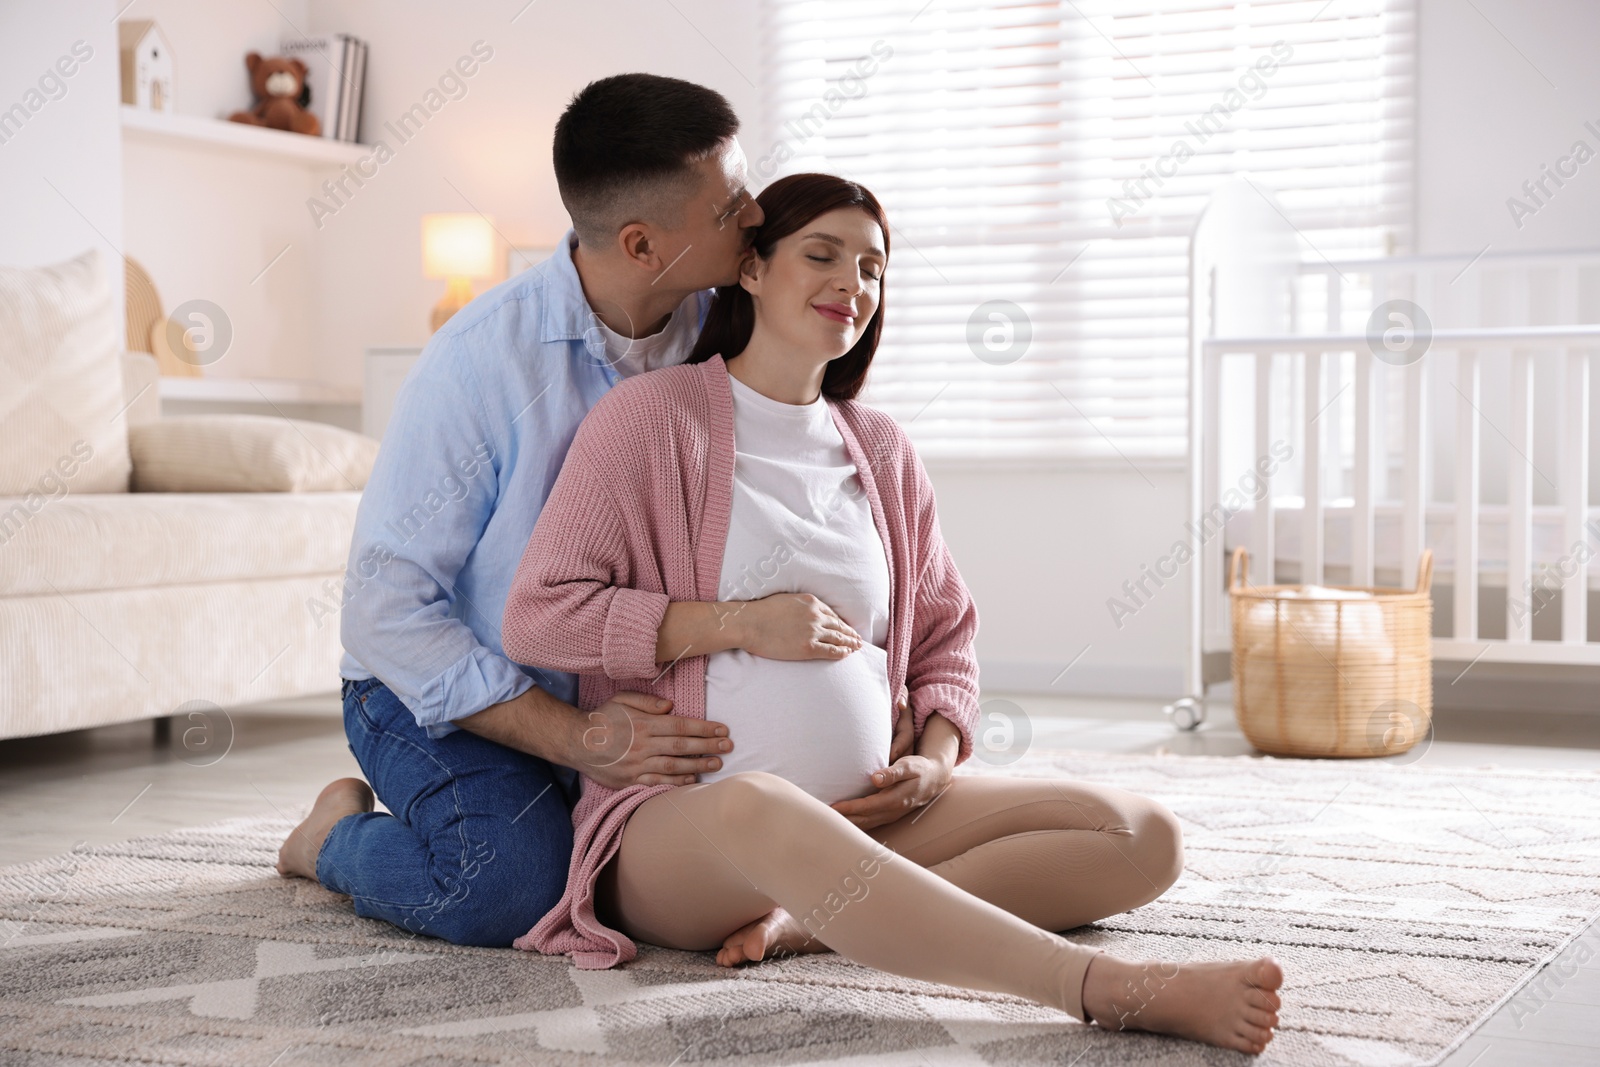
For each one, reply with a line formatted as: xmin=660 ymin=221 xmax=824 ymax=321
xmin=502 ymin=354 xmax=980 ymax=969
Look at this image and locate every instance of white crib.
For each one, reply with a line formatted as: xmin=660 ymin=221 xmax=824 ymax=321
xmin=1172 ymin=180 xmax=1600 ymax=728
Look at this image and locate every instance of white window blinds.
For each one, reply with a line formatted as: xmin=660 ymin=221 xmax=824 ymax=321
xmin=759 ymin=0 xmax=1415 ymax=461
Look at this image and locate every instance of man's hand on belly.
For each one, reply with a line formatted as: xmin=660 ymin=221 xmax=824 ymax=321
xmin=574 ymin=691 xmax=736 ymax=788
xmin=457 ymin=687 xmax=733 ymax=788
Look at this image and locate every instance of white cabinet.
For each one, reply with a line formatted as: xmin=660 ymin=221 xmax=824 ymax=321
xmin=364 ymin=347 xmax=424 ymax=440
xmin=158 ymin=376 xmax=362 ymax=431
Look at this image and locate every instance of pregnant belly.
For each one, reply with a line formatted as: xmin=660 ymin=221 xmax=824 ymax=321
xmin=699 ymin=643 xmax=892 ymax=807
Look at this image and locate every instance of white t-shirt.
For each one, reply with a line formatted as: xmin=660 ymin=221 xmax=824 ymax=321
xmin=698 ymin=372 xmax=894 ymax=805
xmin=596 ymin=295 xmax=700 ymax=378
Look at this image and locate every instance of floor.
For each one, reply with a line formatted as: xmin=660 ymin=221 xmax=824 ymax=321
xmin=2 ymin=691 xmax=1596 ymax=1066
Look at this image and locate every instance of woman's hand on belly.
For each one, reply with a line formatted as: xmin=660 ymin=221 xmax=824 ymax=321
xmin=829 ymin=712 xmax=961 ymax=830
xmin=731 ymin=593 xmax=864 ymax=661
xmin=829 ymin=752 xmax=951 ymax=829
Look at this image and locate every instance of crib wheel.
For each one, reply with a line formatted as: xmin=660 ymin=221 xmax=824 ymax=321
xmin=1163 ymin=697 xmax=1205 ymax=732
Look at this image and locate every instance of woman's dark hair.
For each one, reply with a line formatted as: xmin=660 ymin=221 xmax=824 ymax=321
xmin=688 ymin=173 xmax=889 ymax=401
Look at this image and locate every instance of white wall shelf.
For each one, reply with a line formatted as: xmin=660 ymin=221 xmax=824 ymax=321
xmin=158 ymin=376 xmax=362 ymax=405
xmin=120 ymin=105 xmax=366 ymax=167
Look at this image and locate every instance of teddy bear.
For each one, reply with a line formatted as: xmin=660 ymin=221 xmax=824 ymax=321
xmin=228 ymin=52 xmax=320 ymax=136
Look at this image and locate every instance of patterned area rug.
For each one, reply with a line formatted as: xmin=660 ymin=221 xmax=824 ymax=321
xmin=2 ymin=751 xmax=1598 ymax=1067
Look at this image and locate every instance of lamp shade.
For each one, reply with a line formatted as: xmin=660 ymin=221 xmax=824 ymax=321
xmin=421 ymin=214 xmax=496 ymax=279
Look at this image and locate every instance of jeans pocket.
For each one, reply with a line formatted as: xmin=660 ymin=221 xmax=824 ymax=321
xmin=345 ymin=678 xmax=387 ymax=732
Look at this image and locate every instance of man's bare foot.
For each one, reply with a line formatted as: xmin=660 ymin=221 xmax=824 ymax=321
xmin=275 ymin=778 xmax=374 ymax=881
xmin=1080 ymin=953 xmax=1283 ymax=1055
xmin=715 ymin=907 xmax=831 ymax=967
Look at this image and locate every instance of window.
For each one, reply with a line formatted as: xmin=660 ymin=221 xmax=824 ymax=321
xmin=759 ymin=0 xmax=1415 ymax=461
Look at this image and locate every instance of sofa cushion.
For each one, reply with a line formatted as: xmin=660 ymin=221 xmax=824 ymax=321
xmin=129 ymin=415 xmax=380 ymax=492
xmin=0 ymin=250 xmax=131 ymax=495
xmin=0 ymin=491 xmax=360 ymax=597
xmin=2 ymin=576 xmax=347 ymax=740
xmin=122 ymin=352 xmax=162 ymax=427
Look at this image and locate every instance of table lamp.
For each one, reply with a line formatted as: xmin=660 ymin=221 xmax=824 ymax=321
xmin=422 ymin=213 xmax=496 ymax=332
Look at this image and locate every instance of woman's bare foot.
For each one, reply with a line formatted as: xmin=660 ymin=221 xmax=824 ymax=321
xmin=715 ymin=907 xmax=831 ymax=967
xmin=1080 ymin=953 xmax=1283 ymax=1055
xmin=275 ymin=778 xmax=374 ymax=881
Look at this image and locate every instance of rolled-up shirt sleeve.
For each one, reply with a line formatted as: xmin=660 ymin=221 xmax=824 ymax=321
xmin=340 ymin=338 xmax=533 ymax=735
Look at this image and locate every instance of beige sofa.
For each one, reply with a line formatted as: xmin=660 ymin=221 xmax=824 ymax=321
xmin=1 ymin=252 xmax=365 ymax=740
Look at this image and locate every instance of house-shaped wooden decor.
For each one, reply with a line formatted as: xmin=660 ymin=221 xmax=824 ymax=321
xmin=119 ymin=20 xmax=174 ymax=113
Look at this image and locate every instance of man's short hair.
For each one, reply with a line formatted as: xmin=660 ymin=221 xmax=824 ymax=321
xmin=553 ymin=73 xmax=740 ymax=246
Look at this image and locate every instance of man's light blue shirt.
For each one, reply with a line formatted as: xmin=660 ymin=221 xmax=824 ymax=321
xmin=339 ymin=232 xmax=709 ymax=739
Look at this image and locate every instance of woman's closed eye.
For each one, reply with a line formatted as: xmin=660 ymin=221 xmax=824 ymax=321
xmin=808 ymin=254 xmax=882 ymax=283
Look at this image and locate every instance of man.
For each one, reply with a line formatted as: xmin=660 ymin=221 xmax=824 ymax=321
xmin=277 ymin=73 xmax=923 ymax=947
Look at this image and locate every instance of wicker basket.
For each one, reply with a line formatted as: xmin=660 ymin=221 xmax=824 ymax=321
xmin=1229 ymin=546 xmax=1434 ymax=758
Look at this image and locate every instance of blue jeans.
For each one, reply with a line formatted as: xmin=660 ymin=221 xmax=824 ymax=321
xmin=317 ymin=677 xmax=575 ymax=946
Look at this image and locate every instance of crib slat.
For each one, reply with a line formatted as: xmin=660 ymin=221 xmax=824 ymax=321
xmin=1327 ymin=353 xmax=1343 ymax=517
xmin=1558 ymin=262 xmax=1578 ymax=327
xmin=1372 ymin=270 xmax=1393 ymax=580
xmin=1454 ymin=350 xmax=1480 ymax=640
xmin=1506 ymin=349 xmax=1534 ymax=643
xmin=1352 ymin=349 xmax=1375 ymax=586
xmin=1405 ymin=268 xmax=1436 ymax=591
xmin=1401 ymin=357 xmax=1428 ymax=590
xmin=1203 ymin=347 xmax=1226 ymax=637
xmin=1303 ymin=351 xmax=1324 ymax=584
xmin=1324 ymin=275 xmax=1343 ymax=548
xmin=1563 ymin=349 xmax=1590 ymax=643
xmin=1253 ymin=353 xmax=1275 ymax=585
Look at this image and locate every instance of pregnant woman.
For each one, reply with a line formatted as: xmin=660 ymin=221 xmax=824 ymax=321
xmin=502 ymin=173 xmax=1284 ymax=1055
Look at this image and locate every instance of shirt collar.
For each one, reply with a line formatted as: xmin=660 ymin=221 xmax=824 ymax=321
xmin=538 ymin=229 xmax=596 ymax=345
xmin=539 ymin=229 xmax=714 ymax=350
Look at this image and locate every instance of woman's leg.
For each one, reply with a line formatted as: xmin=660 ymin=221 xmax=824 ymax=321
xmin=597 ymin=771 xmax=1282 ymax=1054
xmin=874 ymin=775 xmax=1185 ymax=931
xmin=721 ymin=775 xmax=1181 ymax=961
xmin=600 ymin=771 xmax=1097 ymax=1017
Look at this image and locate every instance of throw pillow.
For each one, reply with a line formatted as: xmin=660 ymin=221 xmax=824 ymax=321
xmin=0 ymin=249 xmax=132 ymax=495
xmin=129 ymin=415 xmax=379 ymax=492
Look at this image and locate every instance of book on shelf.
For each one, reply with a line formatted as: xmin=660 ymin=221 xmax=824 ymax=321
xmin=279 ymin=33 xmax=367 ymax=144
xmin=343 ymin=36 xmax=367 ymax=144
